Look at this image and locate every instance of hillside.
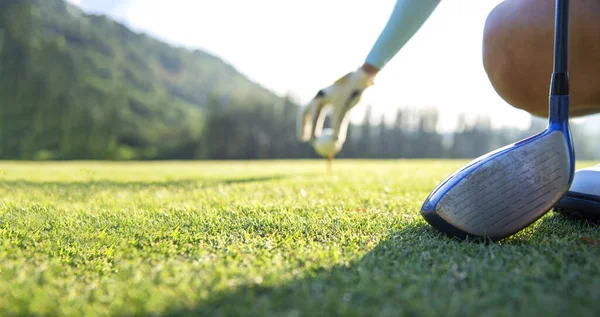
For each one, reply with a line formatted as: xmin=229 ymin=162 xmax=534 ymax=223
xmin=2 ymin=0 xmax=598 ymax=161
xmin=37 ymin=0 xmax=282 ymax=107
xmin=0 ymin=0 xmax=290 ymax=160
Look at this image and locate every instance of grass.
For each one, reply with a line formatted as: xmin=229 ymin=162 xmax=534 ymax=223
xmin=0 ymin=159 xmax=599 ymax=317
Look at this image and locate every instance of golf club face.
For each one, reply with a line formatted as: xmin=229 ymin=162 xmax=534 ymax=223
xmin=420 ymin=0 xmax=573 ymax=241
xmin=420 ymin=95 xmax=575 ymax=241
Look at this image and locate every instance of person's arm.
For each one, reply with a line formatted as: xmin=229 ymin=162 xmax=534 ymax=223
xmin=298 ymin=0 xmax=442 ymax=153
xmin=362 ymin=0 xmax=442 ymax=76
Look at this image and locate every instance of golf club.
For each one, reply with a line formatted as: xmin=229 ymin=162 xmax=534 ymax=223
xmin=420 ymin=0 xmax=575 ymax=241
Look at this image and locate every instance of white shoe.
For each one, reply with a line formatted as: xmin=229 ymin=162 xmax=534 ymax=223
xmin=554 ymin=164 xmax=600 ymax=219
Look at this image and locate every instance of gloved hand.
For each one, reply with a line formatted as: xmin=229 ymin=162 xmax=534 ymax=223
xmin=297 ymin=68 xmax=374 ymax=151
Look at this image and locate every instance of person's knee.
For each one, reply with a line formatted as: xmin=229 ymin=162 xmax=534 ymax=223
xmin=482 ymin=0 xmax=553 ymax=117
xmin=482 ymin=0 xmax=600 ymax=118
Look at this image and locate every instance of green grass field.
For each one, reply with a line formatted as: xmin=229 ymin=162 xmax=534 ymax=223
xmin=0 ymin=160 xmax=599 ymax=317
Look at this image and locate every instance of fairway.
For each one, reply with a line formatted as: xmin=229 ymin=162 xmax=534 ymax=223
xmin=1 ymin=160 xmax=599 ymax=317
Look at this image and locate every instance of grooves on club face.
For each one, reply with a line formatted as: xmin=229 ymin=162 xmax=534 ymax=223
xmin=420 ymin=96 xmax=574 ymax=241
xmin=420 ymin=0 xmax=573 ymax=241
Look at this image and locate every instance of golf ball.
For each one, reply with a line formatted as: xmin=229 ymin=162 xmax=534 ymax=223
xmin=312 ymin=128 xmax=342 ymax=158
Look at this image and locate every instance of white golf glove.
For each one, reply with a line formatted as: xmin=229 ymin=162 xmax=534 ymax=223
xmin=297 ymin=68 xmax=374 ymax=147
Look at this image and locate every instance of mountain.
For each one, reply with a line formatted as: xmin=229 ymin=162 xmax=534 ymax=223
xmin=0 ymin=0 xmax=289 ymax=160
xmin=37 ymin=0 xmax=281 ymax=106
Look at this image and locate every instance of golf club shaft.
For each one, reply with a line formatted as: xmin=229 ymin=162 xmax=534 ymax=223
xmin=550 ymin=0 xmax=570 ymax=95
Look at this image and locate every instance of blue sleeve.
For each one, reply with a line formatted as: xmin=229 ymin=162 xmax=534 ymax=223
xmin=365 ymin=0 xmax=442 ymax=70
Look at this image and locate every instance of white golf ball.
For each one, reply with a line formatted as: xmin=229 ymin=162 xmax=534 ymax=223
xmin=312 ymin=128 xmax=342 ymax=158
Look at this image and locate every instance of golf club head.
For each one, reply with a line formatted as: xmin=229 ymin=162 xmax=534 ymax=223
xmin=420 ymin=97 xmax=575 ymax=241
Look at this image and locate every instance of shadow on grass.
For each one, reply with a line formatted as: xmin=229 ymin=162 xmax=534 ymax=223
xmin=161 ymin=212 xmax=600 ymax=317
xmin=0 ymin=175 xmax=293 ymax=191
xmin=162 ymin=223 xmax=469 ymax=317
xmin=551 ymin=209 xmax=600 ymax=225
xmin=507 ymin=211 xmax=600 ymax=245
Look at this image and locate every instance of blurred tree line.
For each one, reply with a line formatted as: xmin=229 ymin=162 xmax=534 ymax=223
xmin=201 ymin=97 xmax=600 ymax=160
xmin=0 ymin=0 xmax=598 ymax=161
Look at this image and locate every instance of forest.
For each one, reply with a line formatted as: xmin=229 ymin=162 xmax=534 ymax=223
xmin=0 ymin=0 xmax=597 ymax=161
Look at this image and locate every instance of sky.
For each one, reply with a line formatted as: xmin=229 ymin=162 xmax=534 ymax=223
xmin=67 ymin=0 xmax=575 ymax=132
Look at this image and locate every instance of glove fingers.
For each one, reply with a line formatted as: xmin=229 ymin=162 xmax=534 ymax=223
xmin=331 ymin=89 xmax=363 ymax=143
xmin=311 ymin=94 xmax=329 ymax=139
xmin=331 ymin=111 xmax=351 ymax=144
xmin=297 ymin=91 xmax=328 ymax=142
xmin=296 ymin=103 xmax=312 ymax=142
